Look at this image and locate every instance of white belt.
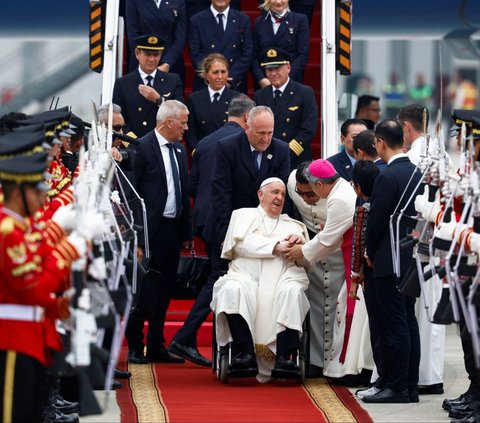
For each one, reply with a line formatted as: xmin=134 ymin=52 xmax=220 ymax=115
xmin=0 ymin=304 xmax=45 ymax=322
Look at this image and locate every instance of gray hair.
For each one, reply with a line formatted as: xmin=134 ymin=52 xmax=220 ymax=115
xmin=247 ymin=105 xmax=273 ymax=126
xmin=156 ymin=99 xmax=188 ymax=123
xmin=303 ymin=166 xmax=340 ymax=185
xmin=228 ymin=95 xmax=255 ymax=118
xmin=97 ymin=103 xmax=122 ymax=124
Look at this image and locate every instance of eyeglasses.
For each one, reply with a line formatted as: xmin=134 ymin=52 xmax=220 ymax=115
xmin=112 ymin=125 xmax=126 ymax=132
xmin=368 ymin=108 xmax=381 ymax=112
xmin=295 ymin=187 xmax=316 ymax=198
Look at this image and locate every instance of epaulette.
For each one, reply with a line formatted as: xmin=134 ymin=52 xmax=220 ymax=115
xmin=0 ymin=217 xmax=15 ymax=235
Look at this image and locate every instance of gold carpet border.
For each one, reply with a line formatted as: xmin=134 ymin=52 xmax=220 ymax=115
xmin=304 ymin=379 xmax=357 ymax=423
xmin=128 ymin=363 xmax=168 ymax=423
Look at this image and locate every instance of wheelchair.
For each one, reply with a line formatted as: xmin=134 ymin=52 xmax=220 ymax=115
xmin=212 ymin=314 xmax=309 ymax=384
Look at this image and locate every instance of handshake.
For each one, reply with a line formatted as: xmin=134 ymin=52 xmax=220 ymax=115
xmin=273 ymin=234 xmax=306 ymax=264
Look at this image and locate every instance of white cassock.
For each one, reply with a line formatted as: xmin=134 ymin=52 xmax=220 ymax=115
xmin=407 ymin=138 xmax=446 ymax=385
xmin=211 ymin=206 xmax=310 ymax=382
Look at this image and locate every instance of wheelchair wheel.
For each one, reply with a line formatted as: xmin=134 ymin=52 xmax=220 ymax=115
xmin=297 ymin=355 xmax=306 ymax=384
xmin=220 ymin=353 xmax=229 ymax=384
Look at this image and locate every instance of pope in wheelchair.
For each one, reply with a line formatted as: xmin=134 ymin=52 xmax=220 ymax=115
xmin=210 ymin=178 xmax=310 ymax=383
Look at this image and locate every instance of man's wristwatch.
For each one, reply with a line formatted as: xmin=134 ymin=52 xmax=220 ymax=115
xmin=156 ymin=96 xmax=163 ymax=106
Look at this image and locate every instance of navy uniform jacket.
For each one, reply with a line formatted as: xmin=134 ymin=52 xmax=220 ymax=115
xmin=204 ymin=132 xmax=291 ymax=244
xmin=188 ymin=8 xmax=253 ymax=92
xmin=185 ymin=87 xmax=240 ymax=150
xmin=133 ymin=131 xmax=192 ymax=250
xmin=252 ymin=11 xmax=309 ymax=84
xmin=366 ymin=156 xmax=421 ymax=279
xmin=112 ymin=69 xmax=184 ymax=138
xmin=327 ymin=149 xmax=354 ymax=182
xmin=126 ymin=0 xmax=187 ymax=77
xmin=189 ymin=121 xmax=243 ymax=236
xmin=254 ymin=79 xmax=317 ymax=168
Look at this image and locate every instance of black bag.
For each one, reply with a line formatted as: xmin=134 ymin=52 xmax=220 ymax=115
xmin=173 ymin=251 xmax=211 ymax=299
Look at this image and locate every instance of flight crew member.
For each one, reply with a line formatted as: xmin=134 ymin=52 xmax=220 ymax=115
xmin=254 ymin=48 xmax=317 ymax=169
xmin=113 ymin=35 xmax=184 ymax=138
xmin=126 ymin=0 xmax=187 ymax=81
xmin=188 ymin=0 xmax=253 ymax=92
xmin=252 ymin=0 xmax=309 ymax=87
xmin=0 ymin=148 xmax=85 ymax=423
xmin=185 ymin=53 xmax=241 ymax=150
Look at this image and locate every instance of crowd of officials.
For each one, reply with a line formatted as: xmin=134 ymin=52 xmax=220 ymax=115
xmin=1 ymin=0 xmax=480 ymax=422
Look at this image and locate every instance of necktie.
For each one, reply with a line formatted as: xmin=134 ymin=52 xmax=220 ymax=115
xmin=146 ymin=75 xmax=153 ymax=87
xmin=274 ymin=89 xmax=282 ymax=105
xmin=213 ymin=92 xmax=220 ymax=103
xmin=166 ymin=143 xmax=182 ymax=218
xmin=252 ymin=150 xmax=260 ymax=172
xmin=217 ymin=13 xmax=224 ymax=35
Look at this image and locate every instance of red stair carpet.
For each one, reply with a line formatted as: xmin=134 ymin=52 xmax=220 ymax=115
xmin=117 ymin=348 xmax=372 ymax=423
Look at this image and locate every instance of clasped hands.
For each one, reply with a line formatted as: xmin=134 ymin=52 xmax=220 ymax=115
xmin=274 ymin=234 xmax=304 ymax=262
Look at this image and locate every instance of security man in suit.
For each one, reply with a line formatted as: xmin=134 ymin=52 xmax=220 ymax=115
xmin=126 ymin=100 xmax=193 ymax=364
xmin=168 ymin=95 xmax=256 ymax=367
xmin=363 ymin=119 xmax=421 ymax=404
xmin=254 ymin=48 xmax=317 ymax=169
xmin=188 ymin=0 xmax=253 ymax=92
xmin=113 ymin=35 xmax=184 ymax=138
xmin=126 ymin=0 xmax=186 ymax=80
xmin=252 ymin=2 xmax=309 ymax=87
xmin=327 ymin=118 xmax=367 ymax=182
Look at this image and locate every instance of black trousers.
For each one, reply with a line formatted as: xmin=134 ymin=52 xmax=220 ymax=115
xmin=0 ymin=350 xmax=46 ymax=423
xmin=363 ymin=267 xmax=389 ymax=388
xmin=172 ymin=237 xmax=228 ymax=348
xmin=375 ymin=275 xmax=420 ymax=392
xmin=126 ymin=218 xmax=181 ymax=352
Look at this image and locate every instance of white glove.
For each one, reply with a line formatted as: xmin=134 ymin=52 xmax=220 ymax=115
xmin=67 ymin=231 xmax=87 ymax=257
xmin=414 ymin=186 xmax=441 ymax=222
xmin=78 ymin=211 xmax=108 ymax=240
xmin=469 ymin=232 xmax=480 ymax=253
xmin=433 ymin=212 xmax=457 ymax=241
xmin=52 ymin=204 xmax=76 ymax=233
xmin=88 ymin=256 xmax=107 ymax=280
xmin=110 ymin=190 xmax=121 ymax=205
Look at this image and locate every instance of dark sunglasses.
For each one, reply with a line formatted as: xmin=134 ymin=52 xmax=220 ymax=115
xmin=112 ymin=125 xmax=126 ymax=132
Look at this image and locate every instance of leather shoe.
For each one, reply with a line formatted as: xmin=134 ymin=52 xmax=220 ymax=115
xmin=443 ymin=392 xmax=473 ymax=411
xmin=128 ymin=350 xmax=148 ymax=365
xmin=230 ymin=352 xmax=258 ymax=371
xmin=114 ymin=368 xmax=132 ymax=379
xmin=93 ymin=380 xmax=122 ymax=390
xmin=271 ymin=356 xmax=300 ymax=379
xmin=418 ymin=382 xmax=444 ymax=395
xmin=409 ymin=388 xmax=419 ymax=403
xmin=306 ymin=364 xmax=323 ymax=379
xmin=449 ymin=400 xmax=480 ymax=420
xmin=43 ymin=409 xmax=79 ymax=423
xmin=362 ymin=388 xmax=410 ymax=403
xmin=146 ymin=347 xmax=185 ymax=363
xmin=53 ymin=393 xmax=79 ymax=414
xmin=168 ymin=341 xmax=212 ymax=367
xmin=450 ymin=407 xmax=480 ymax=423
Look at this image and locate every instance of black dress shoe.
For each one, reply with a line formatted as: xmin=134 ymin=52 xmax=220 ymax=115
xmin=449 ymin=399 xmax=480 ymax=420
xmin=306 ymin=364 xmax=323 ymax=379
xmin=230 ymin=352 xmax=258 ymax=372
xmin=451 ymin=407 xmax=480 ymax=423
xmin=444 ymin=392 xmax=473 ymax=411
xmin=53 ymin=393 xmax=79 ymax=414
xmin=271 ymin=356 xmax=300 ymax=379
xmin=43 ymin=408 xmax=79 ymax=423
xmin=362 ymin=388 xmax=410 ymax=403
xmin=409 ymin=388 xmax=419 ymax=403
xmin=146 ymin=347 xmax=185 ymax=363
xmin=418 ymin=382 xmax=444 ymax=395
xmin=114 ymin=368 xmax=132 ymax=379
xmin=168 ymin=341 xmax=212 ymax=367
xmin=93 ymin=380 xmax=122 ymax=390
xmin=128 ymin=350 xmax=148 ymax=365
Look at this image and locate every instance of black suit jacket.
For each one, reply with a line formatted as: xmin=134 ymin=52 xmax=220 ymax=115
xmin=366 ymin=156 xmax=421 ymax=279
xmin=205 ymin=132 xmax=291 ymax=244
xmin=188 ymin=8 xmax=253 ymax=91
xmin=327 ymin=149 xmax=354 ymax=182
xmin=126 ymin=0 xmax=187 ymax=76
xmin=185 ymin=87 xmax=240 ymax=150
xmin=112 ymin=69 xmax=184 ymax=138
xmin=133 ymin=130 xmax=192 ymax=251
xmin=252 ymin=11 xmax=309 ymax=84
xmin=189 ymin=121 xmax=243 ymax=235
xmin=254 ymin=79 xmax=317 ymax=168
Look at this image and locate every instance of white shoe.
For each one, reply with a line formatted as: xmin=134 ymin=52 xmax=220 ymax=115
xmin=356 ymin=386 xmax=382 ymax=399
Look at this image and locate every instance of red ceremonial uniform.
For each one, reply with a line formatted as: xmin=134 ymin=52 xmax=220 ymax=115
xmin=0 ymin=208 xmax=79 ymax=366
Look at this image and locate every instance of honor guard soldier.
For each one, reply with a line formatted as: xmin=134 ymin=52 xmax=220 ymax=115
xmin=254 ymin=48 xmax=318 ymax=169
xmin=0 ymin=147 xmax=85 ymax=423
xmin=113 ymin=35 xmax=184 ymax=138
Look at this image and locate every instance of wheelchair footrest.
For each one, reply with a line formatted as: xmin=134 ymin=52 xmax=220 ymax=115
xmin=271 ymin=368 xmax=301 ymax=379
xmin=228 ymin=367 xmax=259 ymax=378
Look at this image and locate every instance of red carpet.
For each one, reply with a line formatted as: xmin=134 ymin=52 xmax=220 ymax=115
xmin=117 ymin=348 xmax=372 ymax=423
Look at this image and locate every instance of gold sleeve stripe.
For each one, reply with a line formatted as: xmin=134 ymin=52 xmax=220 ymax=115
xmin=47 ymin=221 xmax=66 ymax=242
xmin=11 ymin=261 xmax=38 ymax=277
xmin=289 ymin=139 xmax=304 ymax=156
xmin=56 ymin=239 xmax=80 ymax=262
xmin=2 ymin=350 xmax=16 ymax=423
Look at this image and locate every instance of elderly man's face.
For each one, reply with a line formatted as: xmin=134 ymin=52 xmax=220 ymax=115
xmin=246 ymin=111 xmax=274 ymax=152
xmin=109 ymin=112 xmax=126 ymax=148
xmin=258 ymin=181 xmax=285 ymax=217
xmin=265 ymin=63 xmax=290 ymax=88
